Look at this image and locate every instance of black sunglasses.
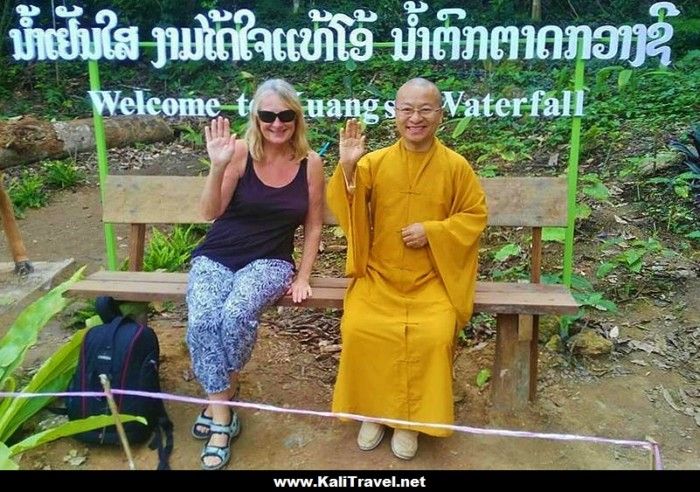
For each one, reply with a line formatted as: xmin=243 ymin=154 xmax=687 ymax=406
xmin=257 ymin=109 xmax=296 ymax=123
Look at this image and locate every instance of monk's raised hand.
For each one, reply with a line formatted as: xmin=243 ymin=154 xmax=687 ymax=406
xmin=401 ymin=223 xmax=428 ymax=249
xmin=339 ymin=118 xmax=366 ymax=169
xmin=205 ymin=116 xmax=237 ymax=171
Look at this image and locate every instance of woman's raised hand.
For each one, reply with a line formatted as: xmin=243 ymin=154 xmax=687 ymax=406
xmin=339 ymin=118 xmax=366 ymax=169
xmin=204 ymin=116 xmax=236 ymax=171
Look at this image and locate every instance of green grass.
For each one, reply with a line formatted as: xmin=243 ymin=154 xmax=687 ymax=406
xmin=42 ymin=159 xmax=86 ymax=189
xmin=7 ymin=171 xmax=48 ymax=212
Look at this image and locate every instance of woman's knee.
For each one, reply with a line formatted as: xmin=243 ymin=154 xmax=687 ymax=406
xmin=221 ymin=302 xmax=260 ymax=338
xmin=186 ymin=311 xmax=219 ymax=345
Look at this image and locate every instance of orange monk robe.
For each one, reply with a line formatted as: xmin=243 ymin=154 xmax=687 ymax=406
xmin=327 ymin=138 xmax=487 ymax=436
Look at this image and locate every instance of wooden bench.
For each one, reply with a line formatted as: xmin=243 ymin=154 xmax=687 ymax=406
xmin=68 ymin=175 xmax=578 ymax=410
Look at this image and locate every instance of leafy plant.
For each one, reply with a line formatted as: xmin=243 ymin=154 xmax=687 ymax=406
xmin=176 ymin=123 xmax=204 ymax=149
xmin=668 ymin=123 xmax=700 ymax=193
xmin=579 ymin=173 xmax=610 ymax=202
xmin=8 ymin=171 xmax=48 ymax=212
xmin=647 ymin=172 xmax=699 ymax=200
xmin=475 ymin=163 xmax=499 ymax=178
xmin=64 ymin=298 xmax=103 ymax=331
xmin=0 ymin=268 xmax=144 ymax=469
xmin=143 ymin=225 xmax=203 ymax=272
xmin=542 ymin=227 xmax=566 ymax=243
xmin=492 ymin=243 xmax=521 ymax=262
xmin=42 ymin=159 xmax=86 ymax=189
xmin=543 ymin=273 xmax=617 ymax=338
xmin=596 ymin=238 xmax=664 ymax=278
xmin=451 ymin=116 xmax=472 ymax=139
xmin=475 ymin=368 xmax=491 ymax=389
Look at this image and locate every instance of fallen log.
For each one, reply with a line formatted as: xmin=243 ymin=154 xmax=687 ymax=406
xmin=0 ymin=115 xmax=175 ymax=170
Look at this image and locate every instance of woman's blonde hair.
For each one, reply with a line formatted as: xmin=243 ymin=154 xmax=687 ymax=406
xmin=245 ymin=79 xmax=311 ymax=162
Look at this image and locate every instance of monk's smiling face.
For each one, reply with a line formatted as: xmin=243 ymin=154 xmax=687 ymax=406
xmin=395 ymin=81 xmax=443 ymax=152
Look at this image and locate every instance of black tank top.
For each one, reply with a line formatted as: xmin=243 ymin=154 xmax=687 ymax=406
xmin=192 ymin=153 xmax=309 ymax=271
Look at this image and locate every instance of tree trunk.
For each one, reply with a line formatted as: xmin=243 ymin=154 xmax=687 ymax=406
xmin=531 ymin=0 xmax=542 ymax=22
xmin=0 ymin=1 xmax=12 ymax=58
xmin=0 ymin=116 xmax=175 ymax=170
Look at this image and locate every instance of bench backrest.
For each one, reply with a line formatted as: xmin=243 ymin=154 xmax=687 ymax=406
xmin=105 ymin=175 xmax=567 ymax=281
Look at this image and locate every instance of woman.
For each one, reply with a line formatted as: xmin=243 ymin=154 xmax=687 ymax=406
xmin=186 ymin=79 xmax=324 ymax=470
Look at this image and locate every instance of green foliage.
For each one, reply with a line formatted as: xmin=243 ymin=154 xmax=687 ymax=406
xmin=451 ymin=116 xmax=472 ymax=139
xmin=492 ymin=243 xmax=521 ymax=262
xmin=7 ymin=171 xmax=48 ymax=212
xmin=475 ymin=163 xmax=499 ymax=178
xmin=579 ymin=173 xmax=610 ymax=202
xmin=596 ymin=238 xmax=664 ymax=278
xmin=64 ymin=298 xmax=101 ymax=331
xmin=475 ymin=368 xmax=491 ymax=389
xmin=0 ymin=269 xmax=84 ymax=434
xmin=576 ymin=202 xmax=592 ymax=220
xmin=143 ymin=225 xmax=203 ymax=272
xmin=331 ymin=226 xmax=345 ymax=239
xmin=542 ymin=227 xmax=566 ymax=243
xmin=0 ymin=268 xmax=81 ymax=392
xmin=42 ymin=160 xmax=86 ymax=189
xmin=7 ymin=414 xmax=145 ymax=461
xmin=176 ymin=123 xmax=204 ymax=149
xmin=487 ymin=237 xmax=529 ymax=282
xmin=647 ymin=172 xmax=699 ymax=200
xmin=543 ymin=273 xmax=617 ymax=338
xmin=0 ymin=442 xmax=17 ymax=470
xmin=0 ymin=268 xmax=146 ymax=468
xmin=669 ymin=123 xmax=700 ymax=176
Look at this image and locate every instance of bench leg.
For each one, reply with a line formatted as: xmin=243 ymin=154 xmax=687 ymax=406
xmin=128 ymin=224 xmax=146 ymax=271
xmin=491 ymin=313 xmax=534 ymax=410
xmin=529 ymin=314 xmax=540 ymax=402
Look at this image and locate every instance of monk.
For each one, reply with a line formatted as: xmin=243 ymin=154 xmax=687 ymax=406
xmin=326 ymin=78 xmax=487 ymax=460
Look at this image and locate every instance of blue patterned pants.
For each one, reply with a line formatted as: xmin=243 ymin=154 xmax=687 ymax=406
xmin=186 ymin=256 xmax=294 ymax=394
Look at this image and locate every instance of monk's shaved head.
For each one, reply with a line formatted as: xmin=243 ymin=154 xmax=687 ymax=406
xmin=397 ymin=78 xmax=442 ymax=106
xmin=394 ymin=78 xmax=443 ymax=151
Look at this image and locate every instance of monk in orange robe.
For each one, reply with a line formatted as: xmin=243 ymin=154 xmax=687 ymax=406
xmin=327 ymin=78 xmax=487 ymax=460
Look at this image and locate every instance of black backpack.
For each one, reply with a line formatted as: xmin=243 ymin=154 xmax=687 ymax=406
xmin=66 ymin=297 xmax=174 ymax=470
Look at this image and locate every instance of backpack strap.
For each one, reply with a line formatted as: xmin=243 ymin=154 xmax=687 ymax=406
xmin=94 ymin=315 xmax=131 ymax=379
xmin=147 ymin=377 xmax=174 ymax=470
xmin=95 ymin=296 xmax=122 ymax=324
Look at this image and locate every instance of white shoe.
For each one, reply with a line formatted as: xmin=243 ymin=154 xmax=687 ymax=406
xmin=391 ymin=429 xmax=418 ymax=460
xmin=357 ymin=422 xmax=385 ymax=451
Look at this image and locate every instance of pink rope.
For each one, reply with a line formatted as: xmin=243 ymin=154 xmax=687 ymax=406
xmin=0 ymin=389 xmax=663 ymax=470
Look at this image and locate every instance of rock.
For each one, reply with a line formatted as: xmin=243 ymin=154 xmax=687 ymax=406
xmin=37 ymin=414 xmax=68 ymax=432
xmin=538 ymin=315 xmax=560 ymax=342
xmin=283 ymin=433 xmax=311 ymax=449
xmin=319 ymin=343 xmax=341 ymax=353
xmin=545 ymin=334 xmax=564 ymax=352
xmin=567 ymin=330 xmax=613 ymax=356
xmin=637 ymin=151 xmax=682 ymax=176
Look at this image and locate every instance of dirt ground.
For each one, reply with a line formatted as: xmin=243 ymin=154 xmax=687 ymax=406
xmin=1 ymin=144 xmax=698 ymax=471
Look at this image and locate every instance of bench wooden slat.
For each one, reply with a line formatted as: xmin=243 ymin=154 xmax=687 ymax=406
xmin=69 ymin=273 xmax=578 ymax=315
xmin=103 ymin=175 xmax=568 ymax=227
xmin=87 ymin=270 xmax=351 ymax=288
xmin=481 ymin=177 xmax=568 ymax=227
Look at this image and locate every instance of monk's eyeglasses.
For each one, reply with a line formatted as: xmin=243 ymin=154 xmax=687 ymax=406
xmin=396 ymin=106 xmax=442 ymax=118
